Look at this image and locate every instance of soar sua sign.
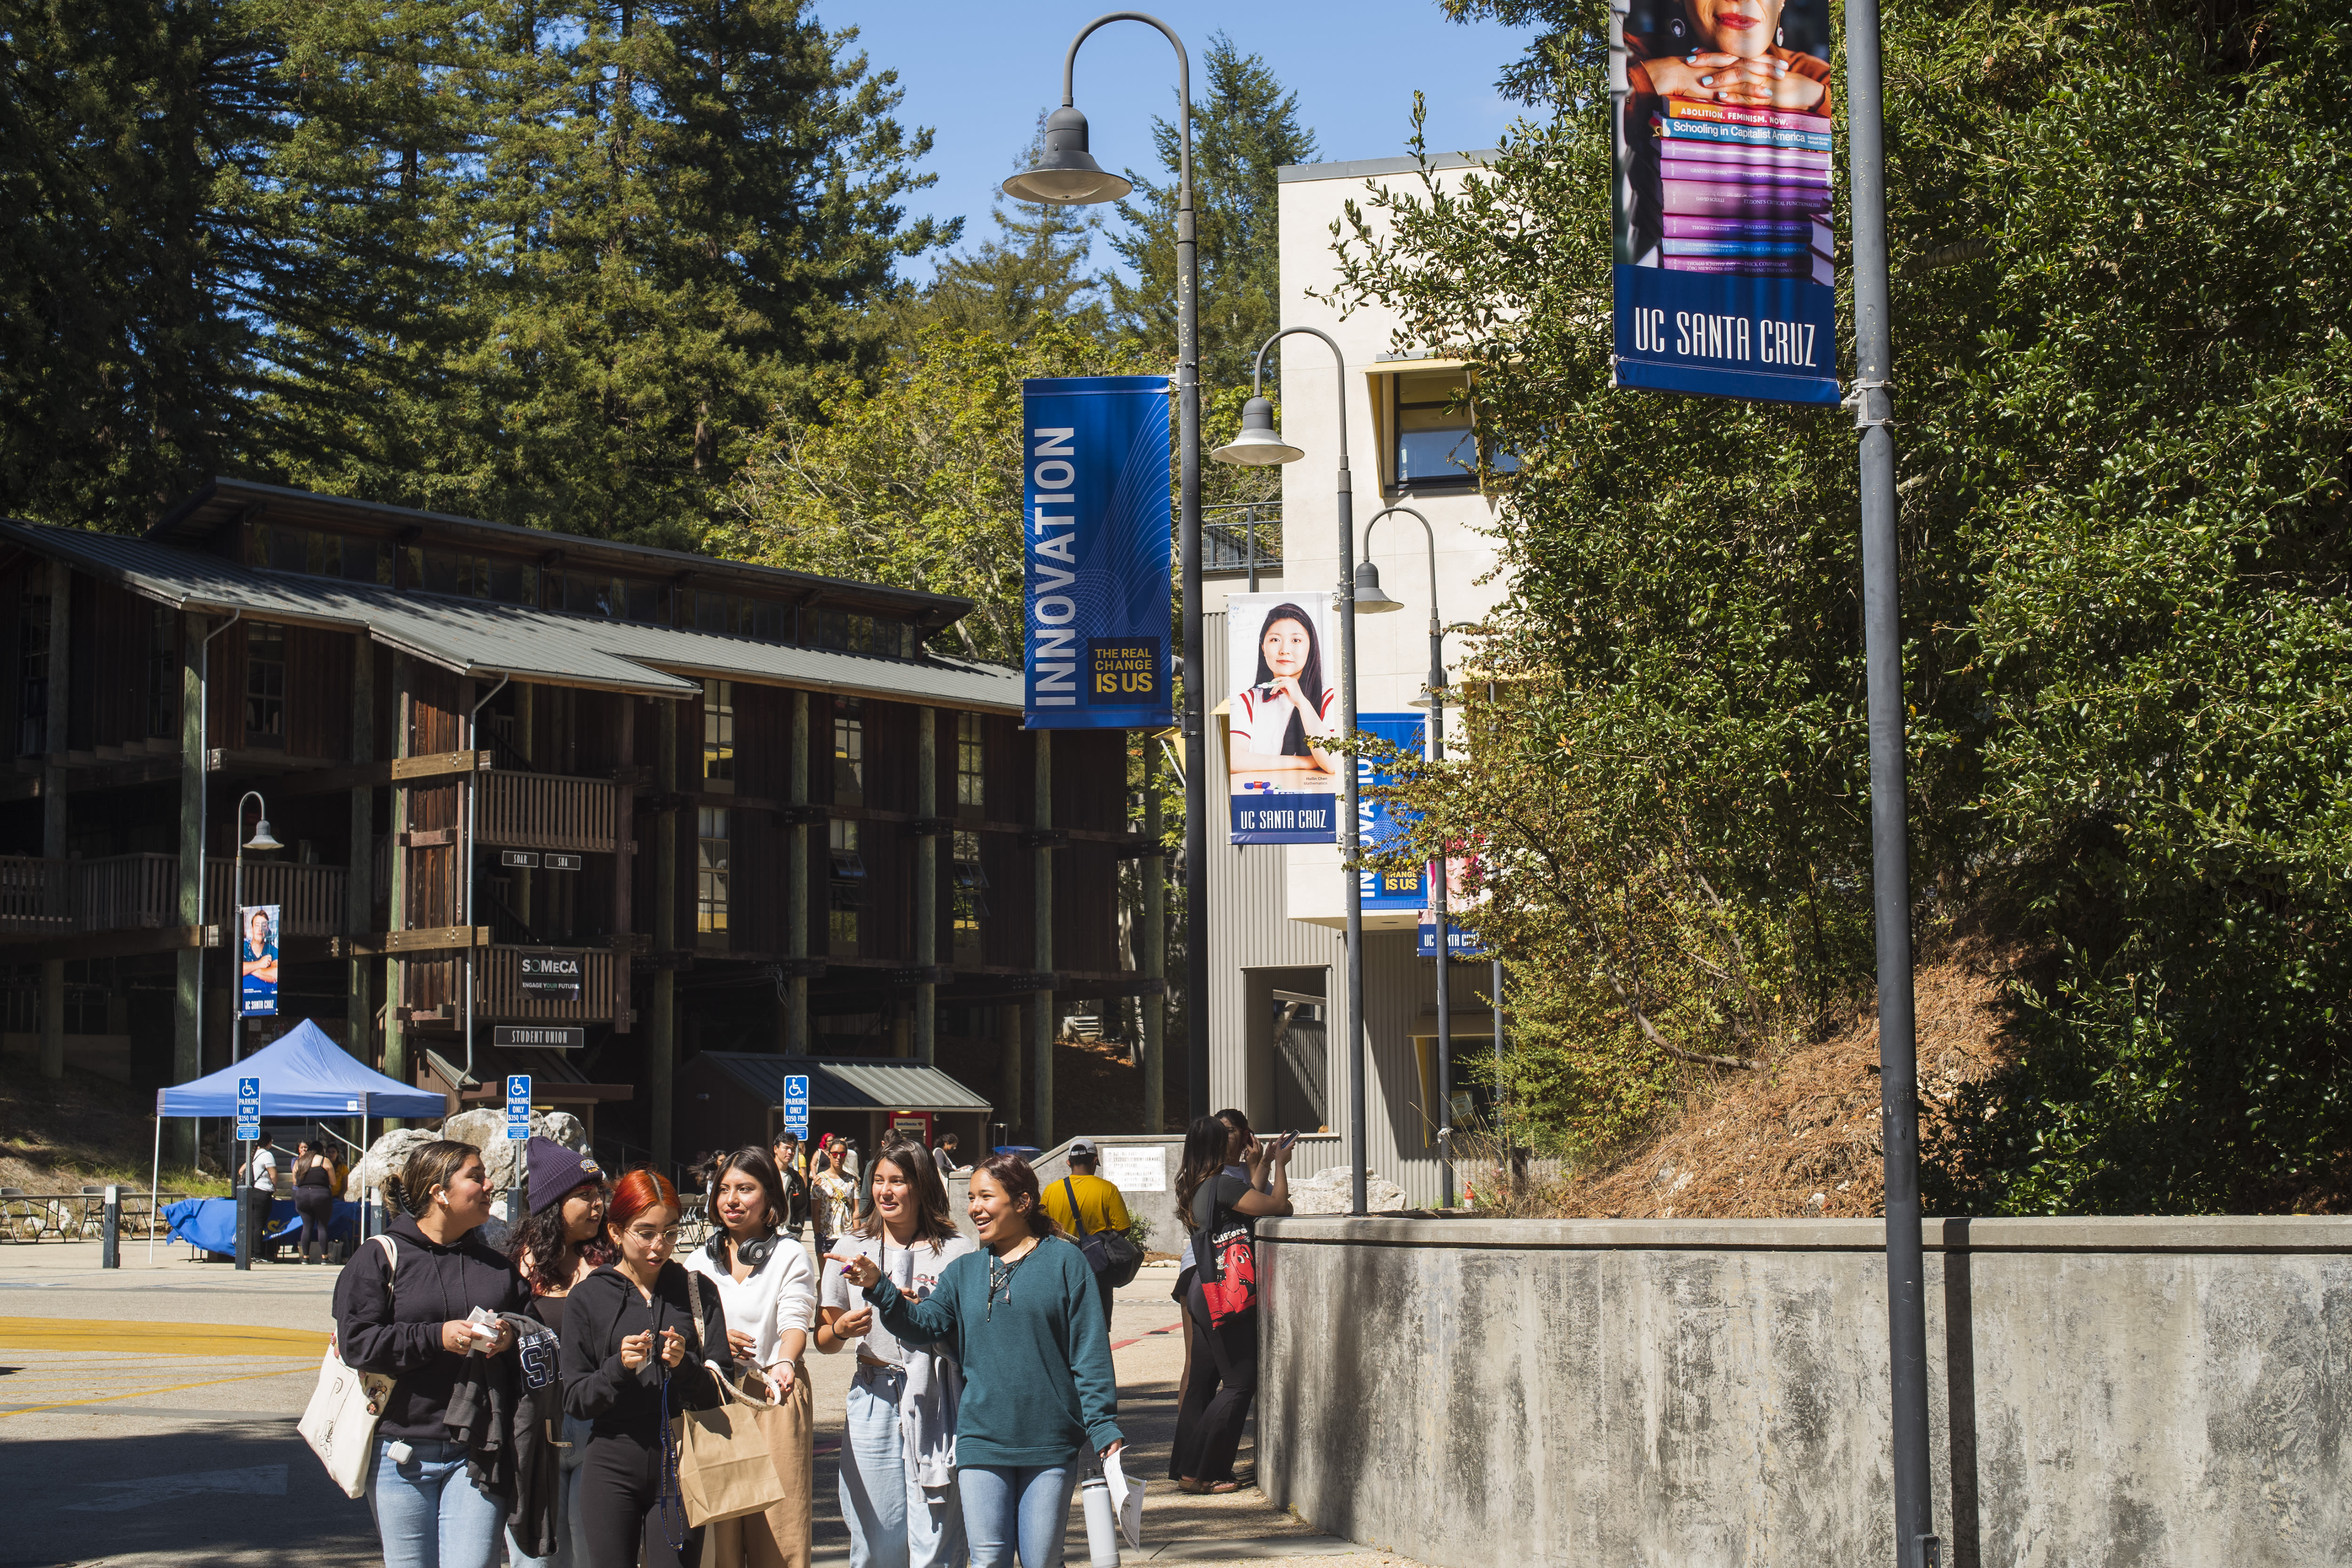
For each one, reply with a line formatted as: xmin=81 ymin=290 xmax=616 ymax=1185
xmin=1610 ymin=0 xmax=1841 ymax=406
xmin=1022 ymin=377 xmax=1174 ymax=731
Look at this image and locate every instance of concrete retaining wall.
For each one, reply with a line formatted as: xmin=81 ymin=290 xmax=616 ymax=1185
xmin=1256 ymin=1215 xmax=2352 ymax=1568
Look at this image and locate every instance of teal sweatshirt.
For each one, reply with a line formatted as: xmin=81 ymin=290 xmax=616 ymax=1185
xmin=866 ymin=1232 xmax=1123 ymax=1468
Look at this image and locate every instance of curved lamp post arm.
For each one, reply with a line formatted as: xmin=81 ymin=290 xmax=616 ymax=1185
xmin=1249 ymin=326 xmax=1348 ymax=461
xmin=1060 ymin=13 xmax=1191 ymax=201
xmin=1361 ymin=505 xmax=1439 ymax=635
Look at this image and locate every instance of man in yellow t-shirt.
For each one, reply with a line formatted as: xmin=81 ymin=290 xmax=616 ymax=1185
xmin=1041 ymin=1138 xmax=1132 ymax=1324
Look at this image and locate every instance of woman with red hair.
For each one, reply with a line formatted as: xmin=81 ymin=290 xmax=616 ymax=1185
xmin=560 ymin=1169 xmax=737 ymax=1568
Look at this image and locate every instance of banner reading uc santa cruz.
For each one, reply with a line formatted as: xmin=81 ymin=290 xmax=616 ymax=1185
xmin=1022 ymin=376 xmax=1174 ymax=730
xmin=1610 ymin=0 xmax=1841 ymax=406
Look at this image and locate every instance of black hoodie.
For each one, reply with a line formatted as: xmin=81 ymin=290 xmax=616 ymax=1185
xmin=331 ymin=1213 xmax=530 ymax=1441
xmin=561 ymin=1260 xmax=733 ymax=1441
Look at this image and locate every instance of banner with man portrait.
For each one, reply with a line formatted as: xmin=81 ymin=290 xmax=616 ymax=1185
xmin=238 ymin=904 xmax=280 ymax=1017
xmin=1225 ymin=592 xmax=1340 ymax=844
xmin=1610 ymin=0 xmax=1841 ymax=405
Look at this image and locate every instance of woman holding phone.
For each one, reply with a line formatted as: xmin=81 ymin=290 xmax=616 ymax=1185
xmin=833 ymin=1154 xmax=1120 ymax=1568
xmin=1170 ymin=1115 xmax=1292 ymax=1493
xmin=562 ymin=1169 xmax=735 ymax=1568
xmin=816 ymin=1135 xmax=975 ymax=1568
xmin=683 ymin=1147 xmax=816 ymax=1568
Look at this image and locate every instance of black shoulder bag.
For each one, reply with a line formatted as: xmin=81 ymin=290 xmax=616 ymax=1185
xmin=1062 ymin=1177 xmax=1143 ymax=1288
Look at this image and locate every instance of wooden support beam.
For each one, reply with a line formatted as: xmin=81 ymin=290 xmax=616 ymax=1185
xmin=0 ymin=924 xmax=220 ymax=963
xmin=258 ymin=748 xmax=492 ymax=801
xmin=339 ymin=925 xmax=490 ymax=956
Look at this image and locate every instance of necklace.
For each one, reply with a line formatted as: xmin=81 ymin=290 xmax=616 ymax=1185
xmin=984 ymin=1238 xmax=1037 ymax=1320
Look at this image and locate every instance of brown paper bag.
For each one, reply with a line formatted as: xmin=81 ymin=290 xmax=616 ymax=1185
xmin=704 ymin=1364 xmax=814 ymax=1568
xmin=674 ymin=1363 xmax=789 ymax=1528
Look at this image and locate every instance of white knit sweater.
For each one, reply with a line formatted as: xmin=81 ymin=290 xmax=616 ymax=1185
xmin=682 ymin=1236 xmax=817 ymax=1369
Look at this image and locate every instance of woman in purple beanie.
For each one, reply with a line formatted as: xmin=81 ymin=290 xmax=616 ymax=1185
xmin=507 ymin=1137 xmax=612 ymax=1568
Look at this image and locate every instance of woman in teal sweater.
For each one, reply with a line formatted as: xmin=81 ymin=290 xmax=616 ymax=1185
xmin=835 ymin=1152 xmax=1123 ymax=1568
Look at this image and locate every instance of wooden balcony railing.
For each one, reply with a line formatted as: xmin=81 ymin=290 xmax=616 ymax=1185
xmin=475 ymin=771 xmax=620 ymax=854
xmin=0 ymin=853 xmax=348 ymax=937
xmin=204 ymin=860 xmax=350 ymax=937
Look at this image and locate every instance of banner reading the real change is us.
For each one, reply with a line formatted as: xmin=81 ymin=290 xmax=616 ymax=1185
xmin=1022 ymin=376 xmax=1174 ymax=730
xmin=1609 ymin=0 xmax=1841 ymax=406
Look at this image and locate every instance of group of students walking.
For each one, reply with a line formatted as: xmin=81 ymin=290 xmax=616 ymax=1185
xmin=326 ymin=1114 xmax=1276 ymax=1568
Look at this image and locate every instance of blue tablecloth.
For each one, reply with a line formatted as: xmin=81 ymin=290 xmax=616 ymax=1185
xmin=163 ymin=1195 xmax=359 ymax=1255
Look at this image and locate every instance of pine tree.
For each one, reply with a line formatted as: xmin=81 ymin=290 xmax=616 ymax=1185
xmin=1107 ymin=34 xmax=1318 ymax=391
xmin=904 ymin=122 xmax=1111 ymax=348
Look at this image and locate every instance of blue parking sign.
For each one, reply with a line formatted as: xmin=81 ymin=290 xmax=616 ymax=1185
xmin=238 ymin=1077 xmax=261 ymax=1104
xmin=782 ymin=1074 xmax=810 ymax=1136
xmin=507 ymin=1075 xmax=531 ymax=1102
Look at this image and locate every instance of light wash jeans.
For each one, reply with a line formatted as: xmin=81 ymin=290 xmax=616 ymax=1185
xmin=840 ymin=1363 xmax=966 ymax=1568
xmin=508 ymin=1413 xmax=592 ymax=1568
xmin=370 ymin=1436 xmax=506 ymax=1568
xmin=958 ymin=1463 xmax=1077 ymax=1568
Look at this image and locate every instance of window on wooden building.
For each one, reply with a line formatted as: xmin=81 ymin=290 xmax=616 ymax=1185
xmin=407 ymin=547 xmax=536 ymax=605
xmin=828 ymin=818 xmax=864 ymax=954
xmin=252 ymin=525 xmax=393 ymax=585
xmin=16 ymin=591 xmax=48 ymax=756
xmin=688 ymin=590 xmax=793 ymax=643
xmin=146 ymin=607 xmax=178 ymax=739
xmin=244 ymin=624 xmax=286 ymax=748
xmin=702 ymin=679 xmax=735 ymax=789
xmin=956 ymin=712 xmax=985 ymax=819
xmin=832 ymin=698 xmax=864 ymax=805
xmin=697 ymin=807 xmax=730 ymax=938
xmin=815 ymin=610 xmax=917 ymax=660
xmin=560 ymin=572 xmax=662 ymax=623
xmin=953 ymin=829 xmax=987 ymax=964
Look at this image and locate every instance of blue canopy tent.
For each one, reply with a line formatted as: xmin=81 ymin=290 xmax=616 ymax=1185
xmin=151 ymin=1019 xmax=445 ymax=1260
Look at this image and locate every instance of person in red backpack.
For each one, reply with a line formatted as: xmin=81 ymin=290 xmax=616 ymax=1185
xmin=1168 ymin=1115 xmax=1291 ymax=1493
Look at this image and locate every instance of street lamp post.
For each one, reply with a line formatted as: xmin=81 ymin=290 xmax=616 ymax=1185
xmin=1212 ymin=328 xmax=1372 ymax=1217
xmin=1005 ymin=13 xmax=1211 ymax=1122
xmin=1351 ymin=506 xmax=1455 ymax=1207
xmin=228 ymin=790 xmax=279 ymax=1274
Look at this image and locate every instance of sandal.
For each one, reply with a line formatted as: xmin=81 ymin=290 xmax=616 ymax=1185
xmin=1175 ymin=1479 xmax=1207 ymax=1495
xmin=1205 ymin=1480 xmax=1242 ymax=1494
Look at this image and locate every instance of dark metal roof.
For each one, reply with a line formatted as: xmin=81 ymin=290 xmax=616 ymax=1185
xmin=689 ymin=1052 xmax=993 ymax=1113
xmin=0 ymin=517 xmax=1025 ymax=710
xmin=149 ymin=478 xmax=974 ymax=633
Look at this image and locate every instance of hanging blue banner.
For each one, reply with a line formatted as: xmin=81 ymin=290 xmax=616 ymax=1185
xmin=1356 ymin=713 xmax=1427 ymax=911
xmin=1608 ymin=0 xmax=1841 ymax=407
xmin=1023 ymin=376 xmax=1174 ymax=730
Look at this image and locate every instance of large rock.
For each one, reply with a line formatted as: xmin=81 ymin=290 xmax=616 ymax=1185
xmin=346 ymin=1109 xmax=588 ymax=1202
xmin=1286 ymin=1165 xmax=1408 ymax=1216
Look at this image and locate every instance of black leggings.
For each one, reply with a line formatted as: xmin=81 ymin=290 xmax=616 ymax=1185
xmin=1172 ymin=1289 xmax=1258 ymax=1484
xmin=294 ymin=1186 xmax=335 ymax=1260
xmin=578 ymin=1431 xmax=702 ymax=1568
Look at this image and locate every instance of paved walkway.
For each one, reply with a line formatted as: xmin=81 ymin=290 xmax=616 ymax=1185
xmin=0 ymin=1241 xmax=1426 ymax=1568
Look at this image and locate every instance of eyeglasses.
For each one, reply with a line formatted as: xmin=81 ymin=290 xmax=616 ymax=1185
xmin=625 ymin=1225 xmax=680 ymax=1244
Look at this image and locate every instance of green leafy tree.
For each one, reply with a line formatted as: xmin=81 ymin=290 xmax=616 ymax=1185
xmin=1347 ymin=0 xmax=2352 ymax=1210
xmin=707 ymin=324 xmax=1160 ymax=661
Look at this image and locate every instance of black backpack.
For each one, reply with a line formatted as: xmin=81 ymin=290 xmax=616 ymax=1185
xmin=1062 ymin=1177 xmax=1143 ymax=1288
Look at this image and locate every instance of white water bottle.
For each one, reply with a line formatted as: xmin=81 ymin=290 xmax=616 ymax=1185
xmin=1080 ymin=1471 xmax=1121 ymax=1568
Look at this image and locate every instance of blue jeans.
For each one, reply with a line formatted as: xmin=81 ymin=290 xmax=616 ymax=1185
xmin=842 ymin=1364 xmax=966 ymax=1568
xmin=370 ymin=1436 xmax=506 ymax=1568
xmin=958 ymin=1464 xmax=1076 ymax=1568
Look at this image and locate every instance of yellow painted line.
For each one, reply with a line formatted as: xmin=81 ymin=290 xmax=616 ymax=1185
xmin=0 ymin=1365 xmax=318 ymax=1418
xmin=0 ymin=1317 xmax=328 ymax=1357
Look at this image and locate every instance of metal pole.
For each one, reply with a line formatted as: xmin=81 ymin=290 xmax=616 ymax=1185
xmin=466 ymin=673 xmax=509 ymax=1085
xmin=1427 ymin=612 xmax=1450 ymax=1209
xmin=101 ymin=1184 xmax=120 ymax=1269
xmin=1847 ymin=0 xmax=1932 ymax=1556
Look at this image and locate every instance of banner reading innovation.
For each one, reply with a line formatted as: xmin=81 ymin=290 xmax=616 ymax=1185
xmin=1610 ymin=0 xmax=1840 ymax=406
xmin=1022 ymin=376 xmax=1174 ymax=730
xmin=1357 ymin=713 xmax=1427 ymax=912
xmin=1225 ymin=592 xmax=1340 ymax=844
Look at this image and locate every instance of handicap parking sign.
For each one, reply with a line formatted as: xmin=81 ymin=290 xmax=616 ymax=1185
xmin=505 ymin=1075 xmax=532 ymax=1139
xmin=782 ymin=1074 xmax=809 ymax=1136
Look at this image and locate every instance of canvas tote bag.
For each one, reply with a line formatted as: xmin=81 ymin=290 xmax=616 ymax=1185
xmin=300 ymin=1233 xmax=399 ymax=1498
xmin=671 ymin=1272 xmax=788 ymax=1528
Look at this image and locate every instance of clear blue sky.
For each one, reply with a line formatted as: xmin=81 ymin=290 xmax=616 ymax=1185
xmin=817 ymin=0 xmax=1538 ymax=285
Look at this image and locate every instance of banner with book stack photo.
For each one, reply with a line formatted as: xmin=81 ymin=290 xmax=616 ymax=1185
xmin=1609 ymin=0 xmax=1842 ymax=406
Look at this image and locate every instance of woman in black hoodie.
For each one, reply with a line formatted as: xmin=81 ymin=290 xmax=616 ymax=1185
xmin=332 ymin=1139 xmax=530 ymax=1568
xmin=563 ymin=1167 xmax=734 ymax=1568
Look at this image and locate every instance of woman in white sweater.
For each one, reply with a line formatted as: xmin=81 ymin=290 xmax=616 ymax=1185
xmin=683 ymin=1147 xmax=817 ymax=1568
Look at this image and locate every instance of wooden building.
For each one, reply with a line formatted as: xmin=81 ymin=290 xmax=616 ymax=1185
xmin=0 ymin=479 xmax=1160 ymax=1170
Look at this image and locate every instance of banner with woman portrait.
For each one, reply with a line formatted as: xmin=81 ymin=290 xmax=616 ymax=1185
xmin=1225 ymin=593 xmax=1340 ymax=844
xmin=1610 ymin=0 xmax=1841 ymax=405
